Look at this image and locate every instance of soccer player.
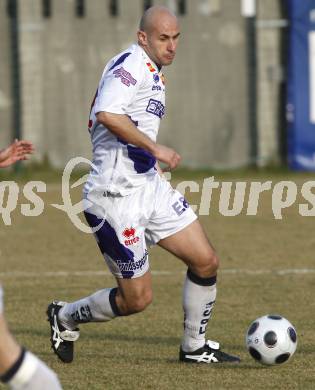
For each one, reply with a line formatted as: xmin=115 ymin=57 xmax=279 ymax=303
xmin=48 ymin=6 xmax=240 ymax=365
xmin=0 ymin=140 xmax=62 ymax=389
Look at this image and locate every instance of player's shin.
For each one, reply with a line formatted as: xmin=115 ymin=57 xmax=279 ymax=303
xmin=181 ymin=269 xmax=217 ymax=352
xmin=58 ymin=288 xmax=121 ymax=330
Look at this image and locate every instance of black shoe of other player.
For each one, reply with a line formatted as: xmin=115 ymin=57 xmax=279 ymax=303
xmin=47 ymin=301 xmax=80 ymax=363
xmin=179 ymin=340 xmax=240 ymax=364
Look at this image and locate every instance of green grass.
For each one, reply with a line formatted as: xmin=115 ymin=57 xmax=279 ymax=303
xmin=1 ymin=170 xmax=315 ymax=389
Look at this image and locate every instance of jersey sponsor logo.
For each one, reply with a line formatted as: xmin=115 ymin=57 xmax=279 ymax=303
xmin=172 ymin=196 xmax=189 ymax=216
xmin=113 ymin=67 xmax=137 ymax=87
xmin=146 ymin=62 xmax=156 ymax=72
xmin=122 ymin=227 xmax=140 ymax=246
xmin=153 ymin=73 xmax=160 ymax=83
xmin=152 ymin=85 xmax=162 ymax=91
xmin=116 ymin=250 xmax=148 ymax=272
xmin=146 ymin=99 xmax=165 ymax=119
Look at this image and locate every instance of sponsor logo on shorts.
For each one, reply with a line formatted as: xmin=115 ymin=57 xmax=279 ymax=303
xmin=113 ymin=67 xmax=137 ymax=87
xmin=116 ymin=250 xmax=148 ymax=272
xmin=122 ymin=227 xmax=140 ymax=246
xmin=172 ymin=196 xmax=189 ymax=216
xmin=146 ymin=99 xmax=165 ymax=119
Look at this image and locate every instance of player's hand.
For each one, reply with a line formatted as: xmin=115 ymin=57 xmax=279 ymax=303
xmin=0 ymin=139 xmax=34 ymax=168
xmin=153 ymin=144 xmax=181 ymax=171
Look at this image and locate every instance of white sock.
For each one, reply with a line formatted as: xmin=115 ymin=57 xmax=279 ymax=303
xmin=2 ymin=350 xmax=61 ymax=390
xmin=181 ymin=270 xmax=217 ymax=352
xmin=58 ymin=288 xmax=120 ymax=330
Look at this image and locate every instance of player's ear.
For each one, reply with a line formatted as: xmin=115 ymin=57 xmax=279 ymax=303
xmin=137 ymin=30 xmax=147 ymax=46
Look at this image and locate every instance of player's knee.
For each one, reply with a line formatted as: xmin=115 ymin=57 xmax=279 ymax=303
xmin=124 ymin=290 xmax=153 ymax=314
xmin=210 ymin=251 xmax=219 ymax=273
xmin=195 ymin=250 xmax=219 ymax=278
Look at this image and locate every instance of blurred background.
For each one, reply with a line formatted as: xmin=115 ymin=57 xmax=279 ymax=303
xmin=0 ymin=0 xmax=313 ymax=171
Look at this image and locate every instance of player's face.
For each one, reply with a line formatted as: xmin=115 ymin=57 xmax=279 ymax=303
xmin=138 ymin=17 xmax=180 ymax=67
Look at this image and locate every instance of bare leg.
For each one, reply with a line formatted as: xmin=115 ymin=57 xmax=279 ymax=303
xmin=159 ymin=220 xmax=219 ymax=353
xmin=115 ymin=271 xmax=153 ymax=315
xmin=0 ymin=315 xmax=21 ymax=375
xmin=158 ymin=219 xmax=219 ymax=277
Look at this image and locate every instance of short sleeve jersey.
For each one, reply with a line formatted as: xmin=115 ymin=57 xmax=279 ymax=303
xmin=84 ymin=44 xmax=166 ymax=196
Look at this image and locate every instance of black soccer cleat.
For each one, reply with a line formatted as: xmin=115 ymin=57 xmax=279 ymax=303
xmin=47 ymin=301 xmax=80 ymax=363
xmin=179 ymin=340 xmax=240 ymax=364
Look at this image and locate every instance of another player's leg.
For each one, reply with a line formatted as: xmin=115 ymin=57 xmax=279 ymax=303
xmin=0 ymin=286 xmax=62 ymax=389
xmin=158 ymin=220 xmax=240 ymax=364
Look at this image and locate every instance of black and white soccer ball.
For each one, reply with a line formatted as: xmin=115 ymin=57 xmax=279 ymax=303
xmin=245 ymin=314 xmax=297 ymax=365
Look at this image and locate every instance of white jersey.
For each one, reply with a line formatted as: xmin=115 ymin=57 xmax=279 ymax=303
xmin=84 ymin=44 xmax=166 ymax=196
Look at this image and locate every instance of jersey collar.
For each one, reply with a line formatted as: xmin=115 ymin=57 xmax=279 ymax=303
xmin=138 ymin=44 xmax=162 ymax=73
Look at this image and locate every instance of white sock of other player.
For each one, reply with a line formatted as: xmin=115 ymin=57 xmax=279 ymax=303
xmin=1 ymin=349 xmax=62 ymax=390
xmin=58 ymin=287 xmax=121 ymax=330
xmin=181 ymin=270 xmax=217 ymax=352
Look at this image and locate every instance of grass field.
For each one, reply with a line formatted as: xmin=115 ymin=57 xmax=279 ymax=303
xmin=1 ymin=169 xmax=315 ymax=389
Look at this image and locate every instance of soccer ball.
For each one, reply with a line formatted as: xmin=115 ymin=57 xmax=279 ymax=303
xmin=245 ymin=315 xmax=297 ymax=365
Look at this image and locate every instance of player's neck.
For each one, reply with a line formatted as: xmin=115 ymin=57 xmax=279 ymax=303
xmin=138 ymin=44 xmax=162 ymax=71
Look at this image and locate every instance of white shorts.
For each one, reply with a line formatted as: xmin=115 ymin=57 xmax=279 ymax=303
xmin=83 ymin=174 xmax=197 ymax=279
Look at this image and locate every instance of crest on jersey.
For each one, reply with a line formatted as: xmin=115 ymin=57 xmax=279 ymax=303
xmin=146 ymin=62 xmax=156 ymax=73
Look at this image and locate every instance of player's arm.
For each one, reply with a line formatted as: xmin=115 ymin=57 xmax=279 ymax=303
xmin=96 ymin=112 xmax=181 ymax=171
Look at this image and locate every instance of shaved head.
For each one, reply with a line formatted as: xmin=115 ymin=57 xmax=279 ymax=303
xmin=139 ymin=6 xmax=178 ymax=33
xmin=137 ymin=6 xmax=180 ymax=67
